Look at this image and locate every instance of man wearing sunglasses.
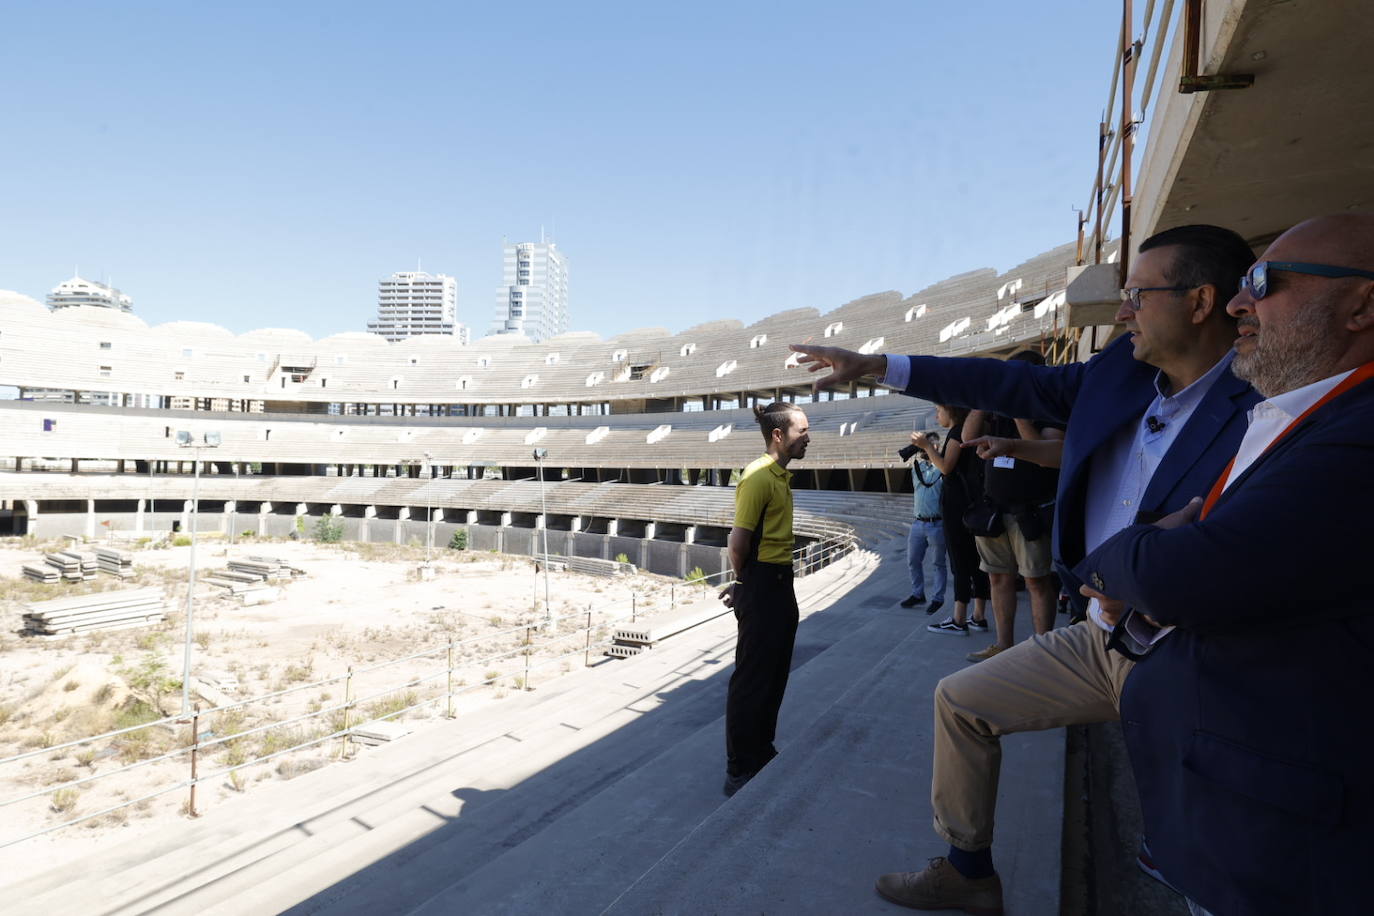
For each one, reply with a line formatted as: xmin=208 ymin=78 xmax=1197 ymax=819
xmin=790 ymin=224 xmax=1260 ymax=912
xmin=1077 ymin=213 xmax=1374 ymax=915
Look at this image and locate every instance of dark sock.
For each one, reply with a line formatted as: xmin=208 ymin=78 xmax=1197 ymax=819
xmin=947 ymin=845 xmax=995 ymax=879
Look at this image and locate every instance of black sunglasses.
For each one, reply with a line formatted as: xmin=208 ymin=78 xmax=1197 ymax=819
xmin=1240 ymin=261 xmax=1374 ymax=300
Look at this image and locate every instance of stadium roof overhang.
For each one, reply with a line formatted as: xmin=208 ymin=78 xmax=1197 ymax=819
xmin=1138 ymin=0 xmax=1374 ymax=248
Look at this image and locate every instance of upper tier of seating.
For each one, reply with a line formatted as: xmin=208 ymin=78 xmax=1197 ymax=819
xmin=0 ymin=240 xmax=1079 ymax=406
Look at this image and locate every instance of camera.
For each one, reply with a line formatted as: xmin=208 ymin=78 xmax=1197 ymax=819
xmin=897 ymin=443 xmax=921 ymax=461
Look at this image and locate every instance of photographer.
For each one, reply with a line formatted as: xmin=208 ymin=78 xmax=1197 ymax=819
xmin=910 ymin=405 xmax=989 ymax=635
xmin=898 ymin=434 xmax=948 ymax=615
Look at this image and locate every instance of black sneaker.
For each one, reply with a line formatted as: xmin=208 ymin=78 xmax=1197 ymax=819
xmin=900 ymin=594 xmax=926 ymax=608
xmin=927 ymin=617 xmax=968 ymax=635
xmin=926 ymin=599 xmax=944 ymax=616
xmin=723 ymin=771 xmax=755 ymax=797
xmin=968 ymin=618 xmax=989 ymax=631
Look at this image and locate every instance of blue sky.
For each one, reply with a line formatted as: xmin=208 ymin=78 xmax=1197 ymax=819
xmin=1 ymin=1 xmax=1124 ymax=341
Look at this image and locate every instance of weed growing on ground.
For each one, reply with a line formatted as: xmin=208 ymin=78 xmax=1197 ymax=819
xmin=364 ymin=690 xmax=418 ymax=721
xmin=50 ymin=787 xmax=79 ymax=814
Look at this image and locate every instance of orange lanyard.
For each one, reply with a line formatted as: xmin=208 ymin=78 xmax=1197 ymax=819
xmin=1200 ymin=361 xmax=1374 ymax=520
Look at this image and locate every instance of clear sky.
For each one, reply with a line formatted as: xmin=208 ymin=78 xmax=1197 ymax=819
xmin=1 ymin=1 xmax=1123 ymax=341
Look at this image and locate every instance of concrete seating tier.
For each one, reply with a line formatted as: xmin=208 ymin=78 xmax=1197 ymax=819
xmin=1 ymin=473 xmax=911 ymax=545
xmin=0 ymin=242 xmax=1079 ymax=407
xmin=0 ymin=396 xmax=940 ymax=471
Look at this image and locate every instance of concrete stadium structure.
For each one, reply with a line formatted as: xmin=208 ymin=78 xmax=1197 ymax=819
xmin=5 ymin=0 xmax=1373 ymax=912
xmin=0 ymin=239 xmax=1081 ymax=576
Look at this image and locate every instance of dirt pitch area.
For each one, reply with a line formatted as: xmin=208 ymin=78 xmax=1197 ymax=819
xmin=0 ymin=535 xmax=714 ymax=874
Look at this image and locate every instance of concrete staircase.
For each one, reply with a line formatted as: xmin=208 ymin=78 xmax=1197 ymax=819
xmin=4 ymin=538 xmax=1063 ymax=915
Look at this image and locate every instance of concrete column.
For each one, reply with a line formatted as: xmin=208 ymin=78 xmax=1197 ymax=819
xmin=644 ymin=521 xmax=657 ymax=539
xmin=362 ymin=505 xmax=376 ymax=542
xmin=259 ymin=502 xmax=272 ymax=536
xmin=72 ymin=458 xmax=80 ymax=474
xmin=222 ymin=500 xmax=236 ymax=534
xmin=684 ymin=525 xmax=696 ymax=544
xmin=465 ymin=510 xmax=478 ymax=524
xmin=181 ymin=500 xmax=193 ymax=536
xmin=395 ymin=506 xmax=410 ymax=544
xmin=135 ymin=498 xmax=145 ymax=535
xmin=607 ymin=519 xmax=619 ymax=536
xmin=570 ymin=516 xmax=583 ymax=532
xmin=330 ymin=504 xmax=342 ymax=516
xmin=23 ymin=499 xmax=38 ymax=537
xmin=499 ymin=511 xmax=512 ymax=526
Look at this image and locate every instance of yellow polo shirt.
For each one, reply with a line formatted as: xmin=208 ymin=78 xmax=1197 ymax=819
xmin=734 ymin=454 xmax=795 ymax=565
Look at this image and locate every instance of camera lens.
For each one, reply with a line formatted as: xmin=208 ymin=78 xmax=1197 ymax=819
xmin=897 ymin=443 xmax=920 ymax=461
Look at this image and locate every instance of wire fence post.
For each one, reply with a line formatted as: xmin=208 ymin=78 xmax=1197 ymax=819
xmin=670 ymin=584 xmax=675 ymax=609
xmin=523 ymin=626 xmax=532 ymax=691
xmin=446 ymin=639 xmax=456 ymax=719
xmin=631 ymin=593 xmax=637 ymax=623
xmin=341 ymin=666 xmax=354 ymax=759
xmin=187 ymin=706 xmax=200 ymax=818
xmin=583 ymin=607 xmax=593 ymax=667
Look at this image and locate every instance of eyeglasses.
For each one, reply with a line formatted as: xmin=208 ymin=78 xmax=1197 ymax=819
xmin=1118 ymin=285 xmax=1193 ymax=311
xmin=1239 ymin=261 xmax=1374 ymax=300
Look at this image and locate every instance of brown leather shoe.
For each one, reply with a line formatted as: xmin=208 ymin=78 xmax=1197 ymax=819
xmin=965 ymin=644 xmax=1004 ymax=663
xmin=875 ymin=856 xmax=1004 ymax=914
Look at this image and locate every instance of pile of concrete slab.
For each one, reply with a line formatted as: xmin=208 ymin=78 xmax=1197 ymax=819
xmin=228 ymin=556 xmax=305 ymax=581
xmin=203 ymin=555 xmax=302 ymax=605
xmin=95 ymin=546 xmax=137 ymax=578
xmin=23 ymin=550 xmax=98 ymax=583
xmin=22 ymin=587 xmax=167 ymax=637
xmin=22 ymin=547 xmax=136 ymax=584
xmin=606 ymin=602 xmax=730 ymax=658
xmin=562 ymin=556 xmax=634 ymax=578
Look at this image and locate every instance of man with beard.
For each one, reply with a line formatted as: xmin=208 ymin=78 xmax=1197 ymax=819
xmin=720 ymin=401 xmax=810 ymax=797
xmin=1079 ymin=213 xmax=1374 ymax=915
xmin=790 ymin=224 xmax=1258 ymax=912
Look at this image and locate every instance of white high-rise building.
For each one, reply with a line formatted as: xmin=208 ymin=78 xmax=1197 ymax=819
xmin=489 ymin=241 xmax=568 ymax=342
xmin=47 ymin=276 xmax=133 ymax=312
xmin=368 ymin=271 xmax=464 ymax=343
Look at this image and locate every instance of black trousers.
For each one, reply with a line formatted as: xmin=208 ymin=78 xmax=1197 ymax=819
xmin=725 ymin=561 xmax=799 ymax=777
xmin=943 ymin=512 xmax=990 ymax=604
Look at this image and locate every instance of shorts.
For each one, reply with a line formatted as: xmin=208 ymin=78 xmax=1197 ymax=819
xmin=975 ymin=511 xmax=1053 ymax=578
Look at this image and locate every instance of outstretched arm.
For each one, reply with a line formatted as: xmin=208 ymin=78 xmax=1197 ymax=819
xmin=789 ymin=345 xmax=886 ymax=392
xmin=964 ymin=435 xmax=1065 ymax=468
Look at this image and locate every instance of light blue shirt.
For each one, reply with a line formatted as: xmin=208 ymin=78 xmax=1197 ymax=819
xmin=1081 ymin=350 xmax=1235 ymax=629
xmin=912 ymin=458 xmax=943 ymax=518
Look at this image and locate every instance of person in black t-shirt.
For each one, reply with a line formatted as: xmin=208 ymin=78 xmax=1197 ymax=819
xmin=911 ymin=404 xmax=990 ymax=635
xmin=960 ymin=350 xmax=1062 ymax=661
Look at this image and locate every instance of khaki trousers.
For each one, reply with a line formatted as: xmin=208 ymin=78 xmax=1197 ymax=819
xmin=931 ymin=620 xmax=1135 ymax=850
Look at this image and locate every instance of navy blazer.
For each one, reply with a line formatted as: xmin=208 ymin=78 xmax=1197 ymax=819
xmin=902 ymin=335 xmax=1258 ymax=602
xmin=1076 ymin=378 xmax=1374 ymax=915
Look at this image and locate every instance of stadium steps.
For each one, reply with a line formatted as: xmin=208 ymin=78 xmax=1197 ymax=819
xmin=6 ymin=539 xmax=1063 ymax=916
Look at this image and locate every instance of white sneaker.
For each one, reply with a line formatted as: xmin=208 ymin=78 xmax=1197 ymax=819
xmin=927 ymin=617 xmax=969 ymax=635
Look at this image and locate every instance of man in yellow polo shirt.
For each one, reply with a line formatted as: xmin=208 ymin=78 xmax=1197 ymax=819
xmin=720 ymin=401 xmax=810 ymax=797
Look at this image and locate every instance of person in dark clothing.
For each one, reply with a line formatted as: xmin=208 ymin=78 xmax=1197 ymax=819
xmin=961 ymin=350 xmax=1064 ymax=660
xmin=912 ymin=404 xmax=989 ymax=635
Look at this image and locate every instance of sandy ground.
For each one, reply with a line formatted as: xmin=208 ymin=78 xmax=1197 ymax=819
xmin=0 ymin=535 xmax=714 ymax=874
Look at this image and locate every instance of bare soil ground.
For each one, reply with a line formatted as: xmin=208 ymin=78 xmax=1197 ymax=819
xmin=0 ymin=534 xmax=713 ymax=873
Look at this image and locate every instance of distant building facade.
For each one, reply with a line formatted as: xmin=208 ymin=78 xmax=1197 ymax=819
xmin=47 ymin=277 xmax=133 ymax=312
xmin=368 ymin=271 xmax=464 ymax=343
xmin=489 ymin=241 xmax=568 ymax=342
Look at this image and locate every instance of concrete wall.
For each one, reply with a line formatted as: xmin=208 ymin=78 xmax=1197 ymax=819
xmin=23 ymin=513 xmax=731 ymax=582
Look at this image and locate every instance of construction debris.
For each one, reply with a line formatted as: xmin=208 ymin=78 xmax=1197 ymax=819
xmin=22 ymin=587 xmax=167 ymax=637
xmin=95 ymin=546 xmax=137 ymax=578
